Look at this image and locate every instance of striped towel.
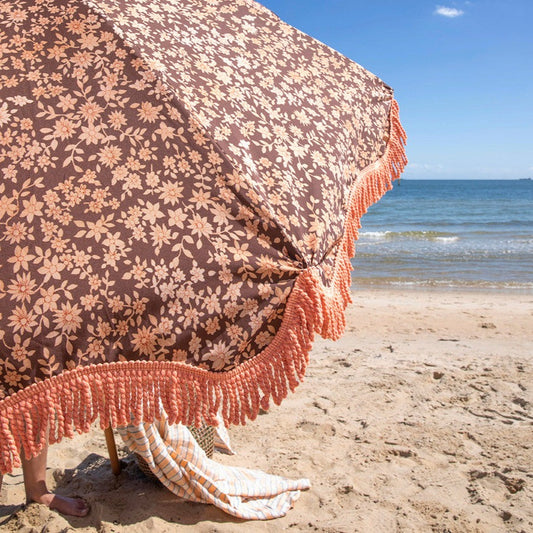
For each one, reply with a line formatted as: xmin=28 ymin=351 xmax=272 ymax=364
xmin=117 ymin=416 xmax=310 ymax=520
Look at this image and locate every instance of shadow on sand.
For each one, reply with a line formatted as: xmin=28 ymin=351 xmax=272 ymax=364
xmin=1 ymin=452 xmax=244 ymax=530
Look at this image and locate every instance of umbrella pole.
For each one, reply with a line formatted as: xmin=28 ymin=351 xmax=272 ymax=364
xmin=104 ymin=427 xmax=121 ymax=476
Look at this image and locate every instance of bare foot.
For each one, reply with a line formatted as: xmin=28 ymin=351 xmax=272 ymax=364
xmin=21 ymin=445 xmax=90 ymax=517
xmin=29 ymin=492 xmax=90 ymax=517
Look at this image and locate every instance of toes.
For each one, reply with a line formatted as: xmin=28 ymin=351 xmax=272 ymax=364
xmin=75 ymin=498 xmax=90 ymax=517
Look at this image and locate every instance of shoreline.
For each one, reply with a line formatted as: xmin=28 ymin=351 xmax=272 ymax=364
xmin=351 ymin=280 xmax=533 ymax=296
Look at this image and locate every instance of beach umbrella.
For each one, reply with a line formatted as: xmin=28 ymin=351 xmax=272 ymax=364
xmin=0 ymin=0 xmax=406 ymax=474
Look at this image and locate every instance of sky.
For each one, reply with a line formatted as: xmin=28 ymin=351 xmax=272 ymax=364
xmin=260 ymin=1 xmax=533 ymax=179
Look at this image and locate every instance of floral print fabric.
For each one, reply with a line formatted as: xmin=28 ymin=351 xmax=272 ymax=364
xmin=0 ymin=0 xmax=393 ymax=399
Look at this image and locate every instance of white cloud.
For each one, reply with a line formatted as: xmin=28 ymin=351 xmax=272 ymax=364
xmin=434 ymin=5 xmax=465 ymax=18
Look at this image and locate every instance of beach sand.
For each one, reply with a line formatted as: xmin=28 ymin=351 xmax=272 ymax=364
xmin=1 ymin=288 xmax=531 ymax=532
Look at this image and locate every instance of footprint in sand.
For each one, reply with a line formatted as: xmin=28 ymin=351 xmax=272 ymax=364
xmin=296 ymin=421 xmax=336 ymax=436
xmin=467 ymin=469 xmax=526 ymax=525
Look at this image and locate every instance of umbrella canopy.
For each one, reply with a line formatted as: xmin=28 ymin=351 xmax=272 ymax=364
xmin=0 ymin=0 xmax=406 ymax=473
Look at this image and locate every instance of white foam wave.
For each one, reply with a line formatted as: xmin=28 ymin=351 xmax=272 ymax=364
xmin=359 ymin=231 xmax=389 ymax=240
xmin=435 ymin=236 xmax=459 ymax=243
xmin=358 ymin=231 xmax=460 ymax=243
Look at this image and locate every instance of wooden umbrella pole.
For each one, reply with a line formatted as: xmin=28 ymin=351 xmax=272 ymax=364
xmin=104 ymin=427 xmax=121 ymax=476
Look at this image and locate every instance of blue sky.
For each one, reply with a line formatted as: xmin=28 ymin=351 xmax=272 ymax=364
xmin=260 ymin=1 xmax=533 ymax=179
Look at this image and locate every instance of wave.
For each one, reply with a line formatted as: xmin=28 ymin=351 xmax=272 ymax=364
xmin=358 ymin=230 xmax=459 ymax=243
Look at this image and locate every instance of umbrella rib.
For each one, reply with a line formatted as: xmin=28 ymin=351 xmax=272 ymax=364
xmin=82 ymin=0 xmax=306 ymax=265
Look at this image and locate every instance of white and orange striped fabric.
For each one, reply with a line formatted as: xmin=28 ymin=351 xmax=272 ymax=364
xmin=117 ymin=416 xmax=310 ymax=520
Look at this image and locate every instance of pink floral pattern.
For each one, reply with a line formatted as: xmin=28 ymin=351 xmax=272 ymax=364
xmin=0 ymin=0 xmax=394 ymax=400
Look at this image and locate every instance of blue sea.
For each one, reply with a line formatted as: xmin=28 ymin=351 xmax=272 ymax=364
xmin=351 ymin=180 xmax=533 ymax=292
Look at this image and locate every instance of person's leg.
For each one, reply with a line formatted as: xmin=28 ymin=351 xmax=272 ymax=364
xmin=21 ymin=445 xmax=89 ymax=517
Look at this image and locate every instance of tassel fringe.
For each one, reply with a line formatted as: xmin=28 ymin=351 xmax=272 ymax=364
xmin=0 ymin=99 xmax=406 ymax=474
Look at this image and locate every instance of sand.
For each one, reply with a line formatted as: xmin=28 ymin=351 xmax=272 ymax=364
xmin=0 ymin=288 xmax=531 ymax=533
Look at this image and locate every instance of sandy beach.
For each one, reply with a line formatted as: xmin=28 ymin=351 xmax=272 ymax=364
xmin=1 ymin=287 xmax=531 ymax=533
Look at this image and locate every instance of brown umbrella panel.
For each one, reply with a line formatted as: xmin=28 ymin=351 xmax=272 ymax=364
xmin=0 ymin=0 xmax=406 ymax=473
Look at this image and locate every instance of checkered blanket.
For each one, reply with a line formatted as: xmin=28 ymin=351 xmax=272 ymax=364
xmin=117 ymin=417 xmax=310 ymax=520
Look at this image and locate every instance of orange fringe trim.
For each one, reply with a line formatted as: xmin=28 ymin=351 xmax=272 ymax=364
xmin=0 ymin=99 xmax=406 ymax=475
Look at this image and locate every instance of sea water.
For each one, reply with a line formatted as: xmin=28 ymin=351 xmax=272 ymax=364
xmin=351 ymin=179 xmax=533 ymax=291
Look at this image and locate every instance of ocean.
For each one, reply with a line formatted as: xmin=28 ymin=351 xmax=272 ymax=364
xmin=351 ymin=179 xmax=533 ymax=292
